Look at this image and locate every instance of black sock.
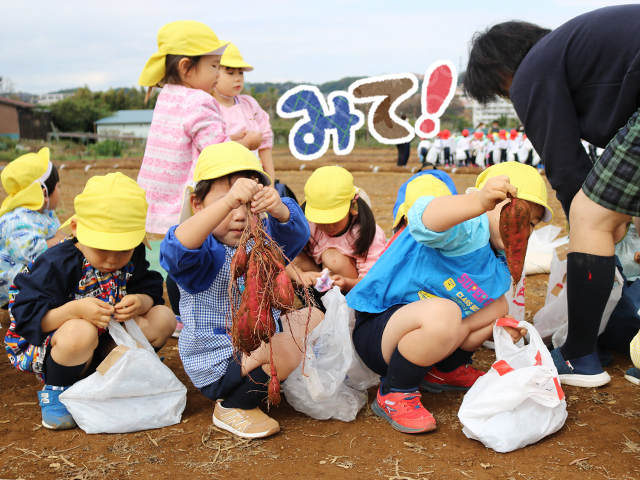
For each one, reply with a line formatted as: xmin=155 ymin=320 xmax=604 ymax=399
xmin=561 ymin=253 xmax=616 ymax=360
xmin=381 ymin=347 xmax=430 ymax=395
xmin=222 ymin=367 xmax=270 ymax=410
xmin=435 ymin=348 xmax=474 ymax=373
xmin=44 ymin=355 xmax=85 ymax=387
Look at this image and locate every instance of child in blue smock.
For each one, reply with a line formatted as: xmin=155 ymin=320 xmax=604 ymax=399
xmin=347 ymin=162 xmax=552 ymax=434
xmin=160 ymin=142 xmax=322 ymax=440
xmin=0 ymin=148 xmax=64 ymax=307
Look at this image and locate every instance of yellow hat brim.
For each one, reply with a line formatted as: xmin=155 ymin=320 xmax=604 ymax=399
xmin=220 ymin=59 xmax=254 ymax=71
xmin=304 ymin=200 xmax=351 ymax=225
xmin=60 ymin=216 xmax=151 ymax=250
xmin=138 ymin=42 xmax=230 ymax=87
xmin=76 ymin=219 xmax=149 ymax=251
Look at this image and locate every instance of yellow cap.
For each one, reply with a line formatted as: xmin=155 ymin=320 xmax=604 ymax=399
xmin=0 ymin=147 xmax=51 ymax=217
xmin=138 ymin=20 xmax=229 ymax=87
xmin=180 ymin=142 xmax=271 ymax=222
xmin=220 ymin=43 xmax=254 ymax=71
xmin=60 ymin=173 xmax=149 ymax=250
xmin=304 ymin=166 xmax=356 ymax=224
xmin=393 ymin=175 xmax=452 ymax=228
xmin=474 ymin=162 xmax=553 ymax=222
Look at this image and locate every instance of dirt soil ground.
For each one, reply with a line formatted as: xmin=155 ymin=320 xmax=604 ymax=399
xmin=1 ymin=147 xmax=639 ymax=480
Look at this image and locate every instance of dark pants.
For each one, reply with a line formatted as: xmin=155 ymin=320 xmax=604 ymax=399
xmin=396 ymin=142 xmax=411 ymax=166
xmin=166 ymin=274 xmax=180 ymax=316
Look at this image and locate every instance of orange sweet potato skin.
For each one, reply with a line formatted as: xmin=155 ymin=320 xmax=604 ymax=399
xmin=499 ymin=194 xmax=531 ymax=284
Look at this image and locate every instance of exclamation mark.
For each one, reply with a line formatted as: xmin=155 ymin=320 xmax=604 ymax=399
xmin=415 ymin=61 xmax=457 ymax=138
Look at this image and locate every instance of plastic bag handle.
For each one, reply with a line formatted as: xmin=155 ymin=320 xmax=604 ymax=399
xmin=107 ymin=318 xmax=154 ymax=353
xmin=493 ymin=319 xmax=547 ymax=364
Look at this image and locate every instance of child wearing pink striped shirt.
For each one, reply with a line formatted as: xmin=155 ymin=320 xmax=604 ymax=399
xmin=212 ymin=43 xmax=276 ymax=182
xmin=137 ymin=21 xmax=261 ymax=234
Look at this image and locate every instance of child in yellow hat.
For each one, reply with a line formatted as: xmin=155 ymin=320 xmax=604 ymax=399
xmin=212 ymin=43 xmax=275 ymax=181
xmin=137 ymin=21 xmax=262 ymax=235
xmin=288 ymin=166 xmax=387 ymax=298
xmin=346 ymin=162 xmax=551 ymax=434
xmin=159 ymin=142 xmax=322 ymax=439
xmin=4 ymin=173 xmax=176 ymax=430
xmin=0 ymin=148 xmax=64 ymax=308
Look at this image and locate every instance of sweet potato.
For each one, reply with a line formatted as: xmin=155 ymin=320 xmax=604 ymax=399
xmin=231 ymin=246 xmax=248 ymax=279
xmin=499 ymin=193 xmax=531 ymax=284
xmin=273 ymin=268 xmax=296 ymax=310
xmin=232 ymin=300 xmax=261 ymax=355
xmin=268 ymin=356 xmax=281 ymax=405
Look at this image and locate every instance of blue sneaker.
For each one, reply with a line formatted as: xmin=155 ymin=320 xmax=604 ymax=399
xmin=550 ymin=348 xmax=611 ymax=388
xmin=38 ymin=385 xmax=76 ymax=430
xmin=624 ymin=367 xmax=640 ymax=386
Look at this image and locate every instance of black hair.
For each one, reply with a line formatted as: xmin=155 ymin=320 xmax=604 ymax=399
xmin=191 ymin=170 xmax=260 ymax=206
xmin=145 ymin=53 xmax=203 ymax=103
xmin=464 ymin=21 xmax=551 ymax=105
xmin=43 ymin=164 xmax=59 ymax=195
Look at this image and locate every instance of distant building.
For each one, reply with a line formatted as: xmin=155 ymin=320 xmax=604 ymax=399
xmin=37 ymin=92 xmax=72 ymax=106
xmin=94 ymin=110 xmax=154 ymax=140
xmin=0 ymin=96 xmax=52 ymax=140
xmin=471 ymin=97 xmax=520 ymax=127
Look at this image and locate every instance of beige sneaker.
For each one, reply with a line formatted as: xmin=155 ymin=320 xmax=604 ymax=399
xmin=212 ymin=401 xmax=280 ymax=439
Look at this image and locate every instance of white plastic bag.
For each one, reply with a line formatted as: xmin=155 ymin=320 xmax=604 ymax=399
xmin=533 ymin=248 xmax=623 ymax=345
xmin=282 ymin=287 xmax=378 ymax=422
xmin=459 ymin=318 xmax=567 ymax=452
xmin=59 ymin=319 xmax=187 ymax=434
xmin=524 ymin=225 xmax=568 ymax=276
xmin=482 ymin=276 xmax=525 ymax=350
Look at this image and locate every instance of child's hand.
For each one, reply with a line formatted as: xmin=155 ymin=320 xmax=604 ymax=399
xmin=501 ymin=317 xmax=528 ymax=343
xmin=243 ymin=131 xmax=262 ymax=151
xmin=478 ymin=175 xmax=518 ymax=212
xmin=230 ymin=130 xmax=248 ymax=142
xmin=224 ymin=178 xmax=262 ymax=210
xmin=634 ymin=251 xmax=640 ymax=265
xmin=298 ymin=270 xmax=322 ymax=287
xmin=251 ymin=186 xmax=290 ymax=223
xmin=332 ymin=275 xmax=347 ymax=290
xmin=113 ymin=295 xmax=144 ymax=321
xmin=74 ymin=297 xmax=115 ymax=329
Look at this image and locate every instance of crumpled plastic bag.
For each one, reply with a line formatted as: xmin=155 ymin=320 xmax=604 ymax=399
xmin=459 ymin=318 xmax=567 ymax=453
xmin=282 ymin=287 xmax=379 ymax=421
xmin=59 ymin=319 xmax=187 ymax=434
xmin=524 ymin=225 xmax=568 ymax=276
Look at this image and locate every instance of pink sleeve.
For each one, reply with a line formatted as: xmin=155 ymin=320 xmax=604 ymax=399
xmin=243 ymin=95 xmax=273 ymax=150
xmin=356 ymin=225 xmax=388 ymax=277
xmin=184 ymin=95 xmax=231 ymax=152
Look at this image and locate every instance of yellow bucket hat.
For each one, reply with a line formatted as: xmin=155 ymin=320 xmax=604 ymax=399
xmin=0 ymin=147 xmax=52 ymax=217
xmin=60 ymin=173 xmax=150 ymax=250
xmin=220 ymin=43 xmax=254 ymax=71
xmin=393 ymin=175 xmax=452 ymax=228
xmin=473 ymin=162 xmax=553 ymax=222
xmin=138 ymin=20 xmax=229 ymax=87
xmin=304 ymin=166 xmax=357 ymax=224
xmin=180 ymin=142 xmax=271 ymax=222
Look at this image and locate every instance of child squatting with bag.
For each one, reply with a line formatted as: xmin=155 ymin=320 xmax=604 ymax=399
xmin=0 ymin=148 xmax=65 ymax=308
xmin=4 ymin=173 xmax=176 ymax=430
xmin=160 ymin=142 xmax=323 ymax=440
xmin=346 ymin=162 xmax=552 ymax=434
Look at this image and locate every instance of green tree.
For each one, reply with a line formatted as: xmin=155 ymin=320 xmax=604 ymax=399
xmin=50 ymin=86 xmax=112 ymax=132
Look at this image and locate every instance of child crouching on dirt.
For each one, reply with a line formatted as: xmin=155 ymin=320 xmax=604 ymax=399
xmin=346 ymin=163 xmax=552 ymax=434
xmin=4 ymin=173 xmax=176 ymax=430
xmin=160 ymin=142 xmax=323 ymax=439
xmin=0 ymin=148 xmax=65 ymax=308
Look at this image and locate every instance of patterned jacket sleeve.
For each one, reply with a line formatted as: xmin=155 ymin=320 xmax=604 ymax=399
xmin=4 ymin=210 xmax=56 ymax=266
xmin=184 ymin=93 xmax=231 ymax=153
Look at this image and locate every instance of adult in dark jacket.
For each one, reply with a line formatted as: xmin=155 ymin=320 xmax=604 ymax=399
xmin=464 ymin=5 xmax=640 ymax=388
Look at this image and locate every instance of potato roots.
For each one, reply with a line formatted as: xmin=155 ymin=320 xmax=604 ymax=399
xmin=499 ymin=193 xmax=531 ymax=286
xmin=228 ymin=206 xmax=311 ymax=406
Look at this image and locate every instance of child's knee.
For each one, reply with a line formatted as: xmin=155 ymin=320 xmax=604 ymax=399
xmin=321 ymin=249 xmax=356 ymax=274
xmin=52 ymin=319 xmax=99 ymax=353
xmin=145 ymin=305 xmax=177 ymax=341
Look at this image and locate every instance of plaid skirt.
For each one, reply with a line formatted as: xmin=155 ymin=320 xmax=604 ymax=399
xmin=583 ymin=108 xmax=640 ymax=216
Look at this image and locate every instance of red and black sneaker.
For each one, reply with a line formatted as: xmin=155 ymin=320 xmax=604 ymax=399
xmin=420 ymin=365 xmax=485 ymax=393
xmin=371 ymin=388 xmax=436 ymax=434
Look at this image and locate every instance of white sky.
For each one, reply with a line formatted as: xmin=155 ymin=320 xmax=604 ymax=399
xmin=0 ymin=0 xmax=632 ymax=94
